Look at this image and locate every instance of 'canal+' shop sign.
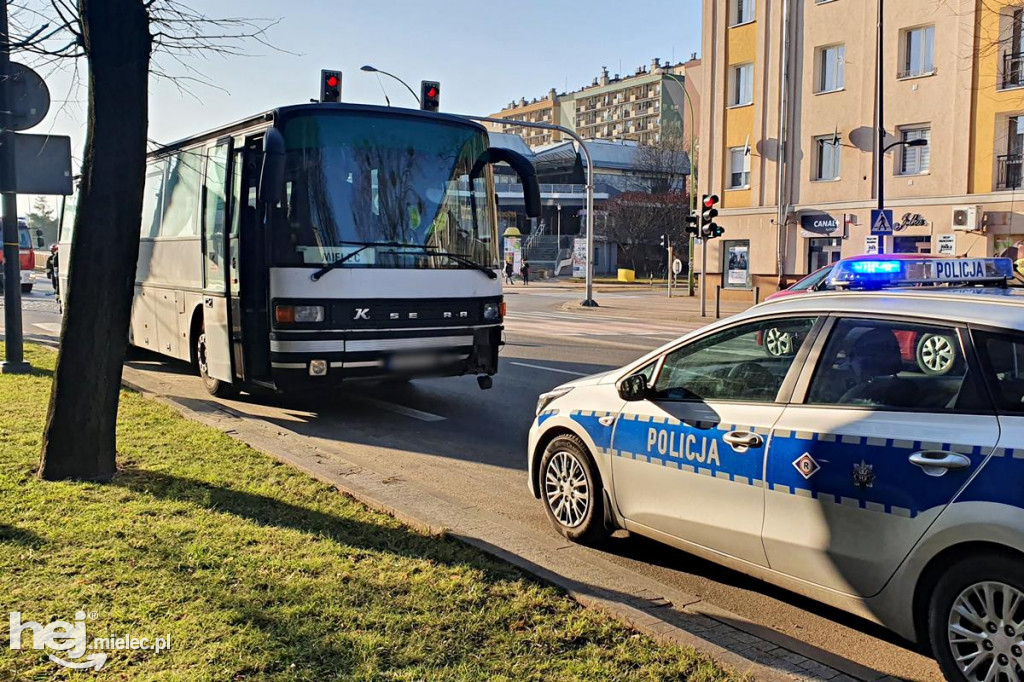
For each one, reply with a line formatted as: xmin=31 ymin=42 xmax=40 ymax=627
xmin=800 ymin=213 xmax=844 ymax=238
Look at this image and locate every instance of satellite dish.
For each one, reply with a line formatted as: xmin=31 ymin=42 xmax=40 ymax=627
xmin=1 ymin=63 xmax=50 ymax=131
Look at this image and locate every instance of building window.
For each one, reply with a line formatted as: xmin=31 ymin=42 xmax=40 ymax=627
xmin=816 ymin=44 xmax=844 ymax=93
xmin=1003 ymin=8 xmax=1024 ymax=89
xmin=728 ymin=147 xmax=750 ymax=188
xmin=730 ymin=0 xmax=754 ymax=25
xmin=899 ymin=127 xmax=931 ymax=175
xmin=730 ymin=63 xmax=754 ymax=106
xmin=998 ymin=115 xmax=1024 ymax=190
xmin=900 ymin=25 xmax=935 ymax=78
xmin=813 ymin=135 xmax=841 ymax=181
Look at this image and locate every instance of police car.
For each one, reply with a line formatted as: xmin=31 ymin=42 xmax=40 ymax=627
xmin=528 ymin=257 xmax=1024 ymax=682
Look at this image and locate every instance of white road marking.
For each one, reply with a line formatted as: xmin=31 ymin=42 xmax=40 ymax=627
xmin=509 ymin=361 xmax=588 ymax=377
xmin=33 ymin=323 xmax=62 ymax=334
xmin=360 ymin=397 xmax=447 ymax=422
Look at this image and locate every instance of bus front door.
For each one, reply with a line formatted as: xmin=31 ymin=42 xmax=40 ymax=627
xmin=200 ymin=139 xmax=233 ymax=383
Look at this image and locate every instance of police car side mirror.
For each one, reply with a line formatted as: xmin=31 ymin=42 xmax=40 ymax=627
xmin=618 ymin=374 xmax=650 ymax=402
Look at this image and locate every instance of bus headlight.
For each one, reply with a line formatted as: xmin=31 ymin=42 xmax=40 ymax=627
xmin=275 ymin=305 xmax=325 ymax=324
xmin=483 ymin=302 xmax=501 ymax=321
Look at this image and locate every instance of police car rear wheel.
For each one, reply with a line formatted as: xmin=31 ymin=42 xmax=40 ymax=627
xmin=930 ymin=555 xmax=1024 ymax=682
xmin=540 ymin=435 xmax=607 ymax=545
xmin=916 ymin=333 xmax=957 ymax=376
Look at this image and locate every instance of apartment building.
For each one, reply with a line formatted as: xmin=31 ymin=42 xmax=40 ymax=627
xmin=488 ymin=57 xmax=701 ymax=147
xmin=700 ymin=0 xmax=1022 ymax=296
xmin=488 ymin=89 xmax=563 ymax=147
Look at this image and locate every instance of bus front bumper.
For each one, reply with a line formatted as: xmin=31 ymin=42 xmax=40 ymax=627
xmin=268 ymin=326 xmax=501 ymax=390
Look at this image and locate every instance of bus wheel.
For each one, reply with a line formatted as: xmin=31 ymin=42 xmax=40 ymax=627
xmin=196 ymin=329 xmax=236 ymax=398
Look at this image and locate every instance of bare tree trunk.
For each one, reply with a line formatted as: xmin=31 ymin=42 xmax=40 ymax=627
xmin=38 ymin=0 xmax=152 ymax=481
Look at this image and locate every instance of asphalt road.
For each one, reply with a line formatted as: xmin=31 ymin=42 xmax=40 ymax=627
xmin=3 ymin=280 xmax=941 ymax=681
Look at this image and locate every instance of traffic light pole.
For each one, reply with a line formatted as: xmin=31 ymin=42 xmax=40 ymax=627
xmin=666 ymin=245 xmax=673 ymax=298
xmin=0 ymin=0 xmax=29 ymax=374
xmin=700 ymin=239 xmax=707 ymax=317
xmin=460 ymin=114 xmax=598 ymax=307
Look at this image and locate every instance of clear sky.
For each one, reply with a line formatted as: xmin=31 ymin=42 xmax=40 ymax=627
xmin=16 ymin=0 xmax=702 ymax=213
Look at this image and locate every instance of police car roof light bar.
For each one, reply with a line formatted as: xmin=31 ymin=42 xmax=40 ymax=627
xmin=829 ymin=257 xmax=1015 ymax=290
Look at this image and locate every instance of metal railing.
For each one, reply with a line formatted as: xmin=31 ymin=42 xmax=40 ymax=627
xmin=1004 ymin=53 xmax=1024 ymax=89
xmin=997 ymin=153 xmax=1023 ymax=190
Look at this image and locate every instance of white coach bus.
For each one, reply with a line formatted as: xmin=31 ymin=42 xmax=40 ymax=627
xmin=59 ymin=103 xmax=540 ymax=395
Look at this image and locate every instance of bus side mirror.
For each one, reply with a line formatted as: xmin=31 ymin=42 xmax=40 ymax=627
xmin=472 ymin=147 xmax=542 ymax=218
xmin=259 ymin=127 xmax=286 ymax=206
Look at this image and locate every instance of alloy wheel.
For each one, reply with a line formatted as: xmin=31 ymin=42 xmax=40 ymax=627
xmin=918 ymin=334 xmax=956 ymax=375
xmin=947 ymin=581 xmax=1024 ymax=681
xmin=764 ymin=328 xmax=793 ymax=357
xmin=543 ymin=451 xmax=590 ymax=528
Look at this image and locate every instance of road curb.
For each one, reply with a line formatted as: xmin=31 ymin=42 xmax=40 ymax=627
xmin=116 ymin=364 xmax=890 ymax=682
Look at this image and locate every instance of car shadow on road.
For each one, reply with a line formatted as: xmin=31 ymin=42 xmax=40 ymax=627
xmin=602 ymin=533 xmax=922 ymax=653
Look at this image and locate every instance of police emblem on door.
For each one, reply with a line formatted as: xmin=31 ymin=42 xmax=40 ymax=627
xmin=852 ymin=460 xmax=875 ymax=489
xmin=793 ymin=453 xmax=821 ymax=480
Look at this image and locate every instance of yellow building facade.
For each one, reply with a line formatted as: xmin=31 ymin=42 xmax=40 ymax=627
xmin=700 ymin=0 xmax=1024 ymax=297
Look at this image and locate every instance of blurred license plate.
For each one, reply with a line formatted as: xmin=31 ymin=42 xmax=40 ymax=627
xmin=388 ymin=354 xmax=439 ymax=371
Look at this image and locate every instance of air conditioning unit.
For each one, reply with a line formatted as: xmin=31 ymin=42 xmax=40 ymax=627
xmin=952 ymin=206 xmax=983 ymax=232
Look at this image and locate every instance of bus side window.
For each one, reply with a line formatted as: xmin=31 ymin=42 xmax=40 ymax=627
xmin=140 ymin=159 xmax=166 ymax=239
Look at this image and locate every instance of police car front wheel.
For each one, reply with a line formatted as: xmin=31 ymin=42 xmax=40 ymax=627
xmin=540 ymin=434 xmax=608 ymax=545
xmin=929 ymin=554 xmax=1024 ymax=682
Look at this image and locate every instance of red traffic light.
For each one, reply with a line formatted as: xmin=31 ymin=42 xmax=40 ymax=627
xmin=326 ymin=75 xmax=339 ymax=88
xmin=703 ymin=194 xmax=720 ymax=208
xmin=426 ymin=87 xmax=438 ymax=98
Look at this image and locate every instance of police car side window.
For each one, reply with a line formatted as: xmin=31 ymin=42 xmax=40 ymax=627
xmin=651 ymin=317 xmax=817 ymax=403
xmin=976 ymin=332 xmax=1024 ymax=415
xmin=807 ymin=319 xmax=969 ymax=411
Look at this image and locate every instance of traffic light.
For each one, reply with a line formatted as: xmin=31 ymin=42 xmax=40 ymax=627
xmin=700 ymin=194 xmax=723 ymax=240
xmin=685 ymin=212 xmax=699 ymax=236
xmin=420 ymin=80 xmax=440 ymax=112
xmin=320 ymin=70 xmax=342 ymax=103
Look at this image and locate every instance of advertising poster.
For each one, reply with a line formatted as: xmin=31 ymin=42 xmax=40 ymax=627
xmin=504 ymin=237 xmax=522 ymax=272
xmin=726 ymin=244 xmax=749 ymax=286
xmin=572 ymin=238 xmax=588 ymax=278
xmin=996 ymin=236 xmax=1024 ymax=275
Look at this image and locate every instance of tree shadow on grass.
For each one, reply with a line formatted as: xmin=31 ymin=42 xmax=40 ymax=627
xmin=112 ymin=468 xmax=494 ymax=571
xmin=0 ymin=524 xmax=44 ymax=547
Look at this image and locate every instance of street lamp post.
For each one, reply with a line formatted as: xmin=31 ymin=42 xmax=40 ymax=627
xmin=360 ymin=65 xmax=421 ymax=106
xmin=877 ymin=137 xmax=927 ymax=253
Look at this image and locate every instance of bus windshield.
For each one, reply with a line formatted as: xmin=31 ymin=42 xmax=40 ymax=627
xmin=274 ymin=111 xmax=499 ymax=270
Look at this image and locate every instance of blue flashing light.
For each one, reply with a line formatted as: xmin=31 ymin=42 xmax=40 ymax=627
xmin=828 ymin=257 xmax=1015 ymax=290
xmin=848 ymin=260 xmax=901 ymax=275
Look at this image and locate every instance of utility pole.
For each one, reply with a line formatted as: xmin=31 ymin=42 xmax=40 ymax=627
xmin=0 ymin=0 xmax=30 ymax=374
xmin=875 ymin=0 xmax=886 ymax=255
xmin=667 ymin=244 xmax=673 ymax=298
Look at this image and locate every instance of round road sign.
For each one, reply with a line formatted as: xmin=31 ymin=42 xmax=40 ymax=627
xmin=672 ymin=258 xmax=683 ymax=275
xmin=1 ymin=63 xmax=50 ymax=131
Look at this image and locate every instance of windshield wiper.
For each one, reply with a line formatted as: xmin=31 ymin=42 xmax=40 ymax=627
xmin=309 ymin=241 xmax=403 ymax=282
xmin=309 ymin=241 xmax=497 ymax=281
xmin=428 ymin=249 xmax=497 ymax=279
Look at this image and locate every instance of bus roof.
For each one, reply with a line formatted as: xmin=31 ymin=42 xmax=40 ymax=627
xmin=148 ymin=102 xmax=488 ymax=157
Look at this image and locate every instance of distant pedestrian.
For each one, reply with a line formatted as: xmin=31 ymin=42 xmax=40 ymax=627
xmin=504 ymin=260 xmax=515 ymax=285
xmin=520 ymin=260 xmax=530 ymax=286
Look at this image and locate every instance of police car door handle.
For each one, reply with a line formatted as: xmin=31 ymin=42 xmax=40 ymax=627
xmin=598 ymin=415 xmax=616 ymax=427
xmin=723 ymin=431 xmax=764 ymax=449
xmin=908 ymin=450 xmax=971 ymax=477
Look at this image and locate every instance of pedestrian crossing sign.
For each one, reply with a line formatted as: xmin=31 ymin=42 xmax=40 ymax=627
xmin=870 ymin=209 xmax=894 ymax=235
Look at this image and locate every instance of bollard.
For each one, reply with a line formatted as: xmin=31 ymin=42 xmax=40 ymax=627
xmin=715 ymin=285 xmax=721 ymax=319
xmin=754 ymin=286 xmax=760 ymax=305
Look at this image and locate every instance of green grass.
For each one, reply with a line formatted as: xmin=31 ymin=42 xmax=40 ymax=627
xmin=0 ymin=346 xmax=735 ymax=681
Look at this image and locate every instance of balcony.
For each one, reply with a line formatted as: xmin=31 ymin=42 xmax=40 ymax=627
xmin=1004 ymin=53 xmax=1024 ymax=89
xmin=997 ymin=153 xmax=1023 ymax=190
